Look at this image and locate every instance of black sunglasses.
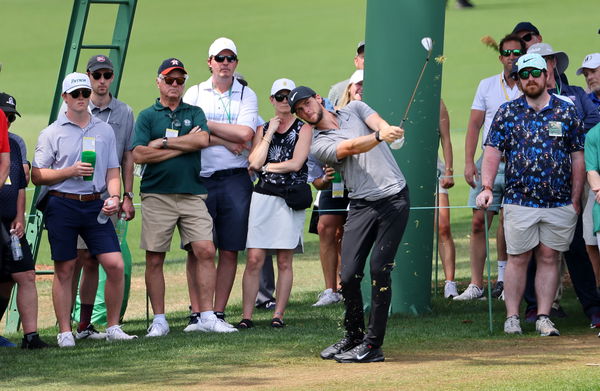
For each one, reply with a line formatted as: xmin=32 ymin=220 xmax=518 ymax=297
xmin=214 ymin=54 xmax=238 ymax=63
xmin=91 ymin=71 xmax=114 ymax=80
xmin=518 ymin=69 xmax=544 ymax=79
xmin=6 ymin=113 xmax=16 ymax=123
xmin=500 ymin=49 xmax=523 ymax=57
xmin=69 ymin=89 xmax=92 ymax=99
xmin=521 ymin=32 xmax=536 ymax=42
xmin=273 ymin=93 xmax=289 ymax=102
xmin=161 ymin=75 xmax=186 ymax=85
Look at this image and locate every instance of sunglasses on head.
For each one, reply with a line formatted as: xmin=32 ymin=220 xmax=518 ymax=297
xmin=6 ymin=113 xmax=16 ymax=123
xmin=521 ymin=32 xmax=536 ymax=42
xmin=69 ymin=89 xmax=92 ymax=99
xmin=501 ymin=49 xmax=523 ymax=57
xmin=91 ymin=71 xmax=114 ymax=80
xmin=273 ymin=93 xmax=289 ymax=102
xmin=160 ymin=75 xmax=186 ymax=85
xmin=214 ymin=54 xmax=238 ymax=63
xmin=518 ymin=69 xmax=544 ymax=79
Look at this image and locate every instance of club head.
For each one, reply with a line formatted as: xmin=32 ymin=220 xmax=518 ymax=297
xmin=421 ymin=37 xmax=433 ymax=52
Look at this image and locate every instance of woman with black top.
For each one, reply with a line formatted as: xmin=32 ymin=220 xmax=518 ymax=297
xmin=237 ymin=78 xmax=312 ymax=328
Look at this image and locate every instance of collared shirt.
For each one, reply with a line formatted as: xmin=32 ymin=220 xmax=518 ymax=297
xmin=131 ymin=99 xmax=208 ymax=195
xmin=32 ymin=112 xmax=119 ymax=194
xmin=183 ymin=77 xmax=257 ymax=177
xmin=8 ymin=132 xmax=27 ymax=165
xmin=485 ymin=95 xmax=584 ymax=208
xmin=310 ymin=101 xmax=406 ymax=201
xmin=472 ymin=72 xmax=522 ymax=150
xmin=89 ymin=95 xmax=135 ymax=164
xmin=589 ymin=92 xmax=600 ymax=111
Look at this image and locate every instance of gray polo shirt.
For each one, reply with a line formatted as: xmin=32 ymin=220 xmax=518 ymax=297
xmin=33 ymin=112 xmax=119 ymax=194
xmin=310 ymin=101 xmax=406 ymax=201
xmin=89 ymin=95 xmax=134 ymax=164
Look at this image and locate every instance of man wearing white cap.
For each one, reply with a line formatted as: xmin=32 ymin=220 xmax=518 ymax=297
xmin=577 ymin=53 xmax=600 ymax=111
xmin=328 ymin=41 xmax=365 ymax=108
xmin=32 ymin=73 xmax=136 ymax=346
xmin=183 ymin=37 xmax=257 ymax=325
xmin=477 ymin=53 xmax=585 ymax=337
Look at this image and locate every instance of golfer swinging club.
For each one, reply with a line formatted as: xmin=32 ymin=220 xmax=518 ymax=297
xmin=289 ymin=86 xmax=409 ymax=363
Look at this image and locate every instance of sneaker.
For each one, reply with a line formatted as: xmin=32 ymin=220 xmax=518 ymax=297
xmin=146 ymin=321 xmax=170 ymax=337
xmin=0 ymin=335 xmax=16 ymax=347
xmin=453 ymin=284 xmax=485 ymax=301
xmin=536 ymin=316 xmax=560 ymax=336
xmin=333 ymin=341 xmax=385 ymax=363
xmin=196 ymin=314 xmax=238 ymax=333
xmin=75 ymin=324 xmax=107 ymax=340
xmin=320 ymin=336 xmax=363 ymax=360
xmin=313 ymin=288 xmax=343 ymax=307
xmin=106 ymin=325 xmax=138 ymax=341
xmin=183 ymin=313 xmax=203 ymax=332
xmin=504 ymin=315 xmax=522 ymax=334
xmin=525 ymin=308 xmax=537 ymax=323
xmin=57 ymin=331 xmax=75 ymax=348
xmin=491 ymin=281 xmax=504 ymax=299
xmin=214 ymin=312 xmax=235 ymax=328
xmin=444 ymin=281 xmax=458 ymax=298
xmin=21 ymin=333 xmax=49 ymax=349
xmin=590 ymin=312 xmax=600 ymax=329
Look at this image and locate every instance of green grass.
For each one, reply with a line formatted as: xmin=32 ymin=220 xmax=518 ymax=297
xmin=2 ymin=0 xmax=600 ymax=390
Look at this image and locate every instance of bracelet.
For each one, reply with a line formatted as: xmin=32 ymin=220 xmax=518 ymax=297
xmin=109 ymin=194 xmax=121 ymax=201
xmin=262 ymin=137 xmax=272 ymax=144
xmin=481 ymin=185 xmax=493 ymax=192
xmin=445 ymin=167 xmax=454 ymax=172
xmin=374 ymin=130 xmax=382 ymax=142
xmin=321 ymin=174 xmax=329 ymax=183
xmin=261 ymin=163 xmax=269 ymax=174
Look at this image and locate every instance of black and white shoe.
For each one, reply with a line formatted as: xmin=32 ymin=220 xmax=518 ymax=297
xmin=320 ymin=336 xmax=363 ymax=360
xmin=333 ymin=342 xmax=385 ymax=363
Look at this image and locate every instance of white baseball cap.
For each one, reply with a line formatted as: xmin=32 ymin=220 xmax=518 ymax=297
xmin=208 ymin=37 xmax=237 ymax=57
xmin=349 ymin=70 xmax=364 ymax=85
xmin=270 ymin=78 xmax=296 ymax=96
xmin=62 ymin=72 xmax=91 ymax=94
xmin=576 ymin=53 xmax=600 ymax=75
xmin=516 ymin=53 xmax=547 ymax=72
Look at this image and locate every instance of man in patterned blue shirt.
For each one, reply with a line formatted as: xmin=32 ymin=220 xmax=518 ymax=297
xmin=477 ymin=53 xmax=585 ymax=337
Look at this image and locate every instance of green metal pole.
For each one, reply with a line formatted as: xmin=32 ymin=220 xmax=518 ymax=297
xmin=363 ymin=0 xmax=446 ymax=315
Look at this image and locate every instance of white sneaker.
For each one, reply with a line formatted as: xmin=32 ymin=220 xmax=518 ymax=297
xmin=312 ymin=288 xmax=343 ymax=307
xmin=145 ymin=321 xmax=170 ymax=337
xmin=75 ymin=324 xmax=107 ymax=340
xmin=453 ymin=284 xmax=485 ymax=301
xmin=443 ymin=281 xmax=458 ymax=298
xmin=536 ymin=316 xmax=560 ymax=336
xmin=198 ymin=315 xmax=238 ymax=333
xmin=183 ymin=314 xmax=203 ymax=333
xmin=504 ymin=315 xmax=522 ymax=334
xmin=106 ymin=325 xmax=138 ymax=342
xmin=57 ymin=331 xmax=75 ymax=348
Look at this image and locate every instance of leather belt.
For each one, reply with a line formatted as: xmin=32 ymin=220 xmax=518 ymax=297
xmin=48 ymin=191 xmax=102 ymax=201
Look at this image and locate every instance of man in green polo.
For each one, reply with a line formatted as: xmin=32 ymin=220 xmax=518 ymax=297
xmin=132 ymin=58 xmax=236 ymax=337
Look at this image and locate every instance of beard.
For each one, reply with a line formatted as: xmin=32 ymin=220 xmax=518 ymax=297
xmin=304 ymin=105 xmax=324 ymax=125
xmin=523 ymin=81 xmax=546 ymax=99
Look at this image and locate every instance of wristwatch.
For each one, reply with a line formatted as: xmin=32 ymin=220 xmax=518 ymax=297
xmin=123 ymin=192 xmax=134 ymax=200
xmin=374 ymin=130 xmax=382 ymax=142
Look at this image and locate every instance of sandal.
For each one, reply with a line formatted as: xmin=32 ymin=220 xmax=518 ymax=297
xmin=236 ymin=319 xmax=254 ymax=329
xmin=271 ymin=317 xmax=285 ymax=328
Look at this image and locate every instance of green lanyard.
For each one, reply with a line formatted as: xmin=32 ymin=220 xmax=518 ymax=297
xmin=217 ymin=87 xmax=233 ymax=124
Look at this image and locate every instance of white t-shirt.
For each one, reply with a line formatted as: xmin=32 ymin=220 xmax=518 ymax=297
xmin=471 ymin=72 xmax=521 ymax=149
xmin=183 ymin=77 xmax=258 ymax=176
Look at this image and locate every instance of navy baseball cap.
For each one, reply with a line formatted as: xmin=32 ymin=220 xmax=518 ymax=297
xmin=158 ymin=58 xmax=187 ymax=75
xmin=512 ymin=22 xmax=540 ymax=35
xmin=288 ymin=86 xmax=317 ymax=113
xmin=0 ymin=92 xmax=20 ymax=117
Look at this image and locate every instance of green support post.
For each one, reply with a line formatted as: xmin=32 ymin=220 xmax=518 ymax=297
xmin=362 ymin=0 xmax=446 ymax=314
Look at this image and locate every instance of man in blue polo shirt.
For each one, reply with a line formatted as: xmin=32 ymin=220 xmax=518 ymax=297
xmin=132 ymin=58 xmax=235 ymax=337
xmin=32 ymin=73 xmax=136 ymax=347
xmin=477 ymin=54 xmax=585 ymax=337
xmin=577 ymin=53 xmax=600 ymax=111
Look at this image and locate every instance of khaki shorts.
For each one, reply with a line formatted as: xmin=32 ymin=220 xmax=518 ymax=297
xmin=582 ymin=186 xmax=597 ymax=245
xmin=77 ymin=213 xmax=117 ymax=250
xmin=503 ymin=203 xmax=577 ymax=254
xmin=140 ymin=193 xmax=213 ymax=252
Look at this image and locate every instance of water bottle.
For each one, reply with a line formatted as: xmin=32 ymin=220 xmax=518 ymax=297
xmin=10 ymin=230 xmax=23 ymax=261
xmin=331 ymin=170 xmax=344 ymax=199
xmin=115 ymin=213 xmax=128 ymax=245
xmin=97 ymin=199 xmax=114 ymax=224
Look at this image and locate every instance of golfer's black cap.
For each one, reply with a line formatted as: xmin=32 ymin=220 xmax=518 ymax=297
xmin=288 ymin=86 xmax=316 ymax=113
xmin=512 ymin=22 xmax=540 ymax=35
xmin=0 ymin=92 xmax=20 ymax=117
xmin=87 ymin=54 xmax=114 ymax=72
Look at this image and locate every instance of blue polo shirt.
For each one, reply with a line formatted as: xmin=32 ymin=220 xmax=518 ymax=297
xmin=485 ymin=95 xmax=584 ymax=208
xmin=589 ymin=92 xmax=600 ymax=111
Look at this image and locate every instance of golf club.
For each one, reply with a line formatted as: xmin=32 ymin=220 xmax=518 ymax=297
xmin=390 ymin=37 xmax=434 ymax=149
